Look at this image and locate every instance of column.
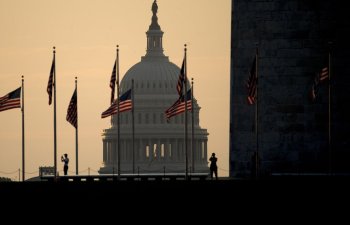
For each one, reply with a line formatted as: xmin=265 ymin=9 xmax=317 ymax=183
xmin=204 ymin=140 xmax=208 ymax=161
xmin=103 ymin=141 xmax=107 ymax=164
xmin=135 ymin=139 xmax=139 ymax=161
xmin=112 ymin=141 xmax=116 ymax=164
xmin=140 ymin=139 xmax=144 ymax=161
xmin=178 ymin=140 xmax=183 ymax=162
xmin=124 ymin=140 xmax=128 ymax=161
xmin=148 ymin=139 xmax=153 ymax=161
xmin=197 ymin=140 xmax=201 ymax=162
xmin=123 ymin=140 xmax=127 ymax=161
xmin=165 ymin=139 xmax=169 ymax=162
xmin=157 ymin=139 xmax=161 ymax=161
xmin=108 ymin=141 xmax=112 ymax=165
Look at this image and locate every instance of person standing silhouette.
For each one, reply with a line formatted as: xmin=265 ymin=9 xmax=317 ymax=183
xmin=61 ymin=153 xmax=69 ymax=175
xmin=209 ymin=153 xmax=218 ymax=180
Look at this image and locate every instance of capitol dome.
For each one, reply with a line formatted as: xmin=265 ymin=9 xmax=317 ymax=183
xmin=120 ymin=60 xmax=181 ymax=96
xmin=99 ymin=0 xmax=209 ymax=174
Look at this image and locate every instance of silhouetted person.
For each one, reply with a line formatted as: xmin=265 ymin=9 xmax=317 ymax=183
xmin=209 ymin=153 xmax=218 ymax=180
xmin=61 ymin=153 xmax=69 ymax=175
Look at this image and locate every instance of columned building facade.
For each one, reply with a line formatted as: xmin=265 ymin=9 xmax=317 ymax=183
xmin=99 ymin=1 xmax=209 ymax=174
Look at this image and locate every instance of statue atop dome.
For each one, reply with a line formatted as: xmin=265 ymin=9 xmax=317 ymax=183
xmin=152 ymin=0 xmax=158 ymax=15
xmin=150 ymin=0 xmax=160 ymax=30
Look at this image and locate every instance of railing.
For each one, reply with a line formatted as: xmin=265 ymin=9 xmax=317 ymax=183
xmin=40 ymin=172 xmax=210 ymax=182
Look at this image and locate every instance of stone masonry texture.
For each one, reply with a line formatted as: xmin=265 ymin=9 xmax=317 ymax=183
xmin=230 ymin=0 xmax=350 ymax=177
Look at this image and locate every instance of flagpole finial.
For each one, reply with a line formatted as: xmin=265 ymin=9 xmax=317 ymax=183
xmin=22 ymin=75 xmax=24 ymax=80
xmin=255 ymin=42 xmax=259 ymax=54
xmin=191 ymin=77 xmax=193 ymax=84
xmin=328 ymin=41 xmax=333 ymax=50
xmin=53 ymin=46 xmax=56 ymax=54
xmin=75 ymin=76 xmax=77 ymax=82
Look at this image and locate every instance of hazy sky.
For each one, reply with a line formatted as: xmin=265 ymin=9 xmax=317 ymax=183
xmin=0 ymin=0 xmax=231 ymax=180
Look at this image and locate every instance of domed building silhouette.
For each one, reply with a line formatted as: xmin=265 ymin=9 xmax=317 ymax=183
xmin=99 ymin=1 xmax=209 ymax=174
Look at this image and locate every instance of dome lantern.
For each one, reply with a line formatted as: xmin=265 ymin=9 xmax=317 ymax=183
xmin=143 ymin=0 xmax=167 ymax=61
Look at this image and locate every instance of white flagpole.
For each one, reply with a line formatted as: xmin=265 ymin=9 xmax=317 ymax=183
xmin=117 ymin=45 xmax=121 ymax=179
xmin=184 ymin=44 xmax=188 ymax=180
xmin=75 ymin=77 xmax=79 ymax=175
xmin=21 ymin=76 xmax=25 ymax=181
xmin=191 ymin=78 xmax=195 ymax=173
xmin=53 ymin=46 xmax=57 ymax=178
xmin=132 ymin=79 xmax=135 ymax=174
xmin=255 ymin=46 xmax=259 ymax=178
xmin=328 ymin=42 xmax=332 ymax=175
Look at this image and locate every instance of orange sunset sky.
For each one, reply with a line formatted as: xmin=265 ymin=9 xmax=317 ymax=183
xmin=0 ymin=0 xmax=231 ymax=179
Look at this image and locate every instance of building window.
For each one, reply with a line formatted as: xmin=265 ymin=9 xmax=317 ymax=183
xmin=153 ymin=144 xmax=157 ymax=158
xmin=161 ymin=144 xmax=165 ymax=158
xmin=146 ymin=146 xmax=150 ymax=159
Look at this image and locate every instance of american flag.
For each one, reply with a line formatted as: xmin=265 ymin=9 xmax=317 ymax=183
xmin=319 ymin=66 xmax=329 ymax=81
xmin=246 ymin=56 xmax=257 ymax=105
xmin=47 ymin=57 xmax=55 ymax=105
xmin=176 ymin=59 xmax=185 ymax=96
xmin=66 ymin=88 xmax=77 ymax=128
xmin=110 ymin=61 xmax=117 ymax=104
xmin=165 ymin=89 xmax=192 ymax=120
xmin=102 ymin=89 xmax=132 ymax=118
xmin=0 ymin=87 xmax=21 ymax=112
xmin=310 ymin=66 xmax=329 ymax=101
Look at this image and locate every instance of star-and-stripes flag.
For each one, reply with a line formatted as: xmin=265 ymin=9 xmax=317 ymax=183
xmin=0 ymin=87 xmax=21 ymax=112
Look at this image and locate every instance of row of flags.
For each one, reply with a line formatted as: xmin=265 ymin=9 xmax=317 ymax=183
xmin=0 ymin=56 xmax=330 ymax=117
xmin=246 ymin=55 xmax=330 ymax=105
xmin=0 ymin=47 xmax=193 ymax=179
xmin=46 ymin=54 xmax=78 ymax=128
xmin=1 ymin=49 xmax=192 ymax=127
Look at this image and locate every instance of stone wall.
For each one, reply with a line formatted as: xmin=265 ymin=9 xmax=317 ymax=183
xmin=230 ymin=0 xmax=350 ymax=177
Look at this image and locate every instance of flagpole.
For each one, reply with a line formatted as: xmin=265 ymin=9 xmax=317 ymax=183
xmin=184 ymin=44 xmax=188 ymax=180
xmin=117 ymin=45 xmax=121 ymax=179
xmin=53 ymin=46 xmax=57 ymax=178
xmin=21 ymin=75 xmax=25 ymax=181
xmin=255 ymin=46 xmax=259 ymax=179
xmin=75 ymin=77 xmax=79 ymax=175
xmin=328 ymin=42 xmax=332 ymax=175
xmin=132 ymin=79 xmax=135 ymax=174
xmin=191 ymin=78 xmax=195 ymax=173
